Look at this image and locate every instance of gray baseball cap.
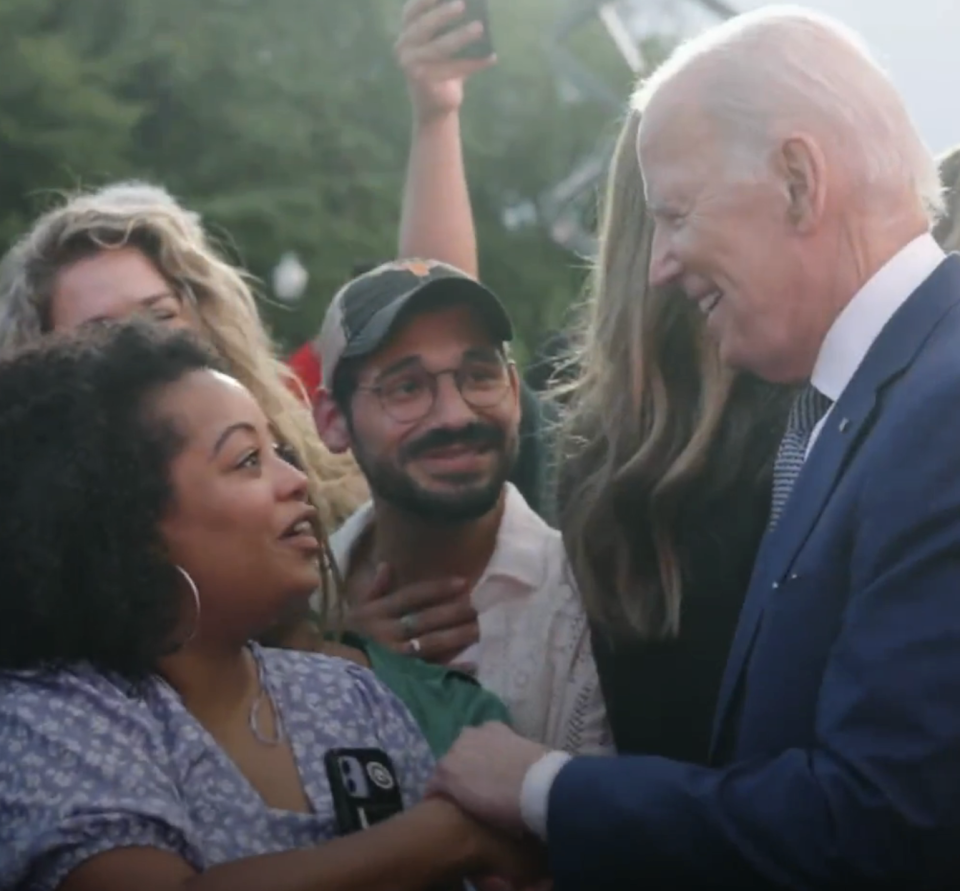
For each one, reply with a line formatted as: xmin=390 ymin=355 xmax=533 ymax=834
xmin=316 ymin=259 xmax=513 ymax=388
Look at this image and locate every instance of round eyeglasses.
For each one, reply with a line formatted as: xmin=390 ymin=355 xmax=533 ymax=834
xmin=357 ymin=358 xmax=511 ymax=424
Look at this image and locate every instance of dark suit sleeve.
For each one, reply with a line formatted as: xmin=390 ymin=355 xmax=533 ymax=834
xmin=547 ymin=377 xmax=960 ymax=889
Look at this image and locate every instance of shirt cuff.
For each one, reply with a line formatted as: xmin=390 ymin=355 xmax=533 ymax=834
xmin=519 ymin=751 xmax=572 ymax=841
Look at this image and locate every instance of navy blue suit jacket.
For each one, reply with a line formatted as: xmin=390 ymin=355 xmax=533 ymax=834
xmin=548 ymin=255 xmax=960 ymax=889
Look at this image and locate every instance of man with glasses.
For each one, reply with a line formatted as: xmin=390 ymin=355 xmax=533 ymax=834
xmin=313 ymin=258 xmax=609 ymax=753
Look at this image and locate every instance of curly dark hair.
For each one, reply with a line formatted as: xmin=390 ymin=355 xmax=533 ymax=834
xmin=0 ymin=319 xmax=222 ymax=681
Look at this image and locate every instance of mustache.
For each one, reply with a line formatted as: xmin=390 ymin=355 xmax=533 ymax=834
xmin=400 ymin=422 xmax=506 ymax=462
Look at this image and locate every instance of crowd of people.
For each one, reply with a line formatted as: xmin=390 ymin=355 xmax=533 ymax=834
xmin=1 ymin=0 xmax=960 ymax=888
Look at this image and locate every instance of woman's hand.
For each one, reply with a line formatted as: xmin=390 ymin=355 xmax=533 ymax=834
xmin=347 ymin=563 xmax=479 ymax=664
xmin=396 ymin=0 xmax=496 ymax=123
xmin=468 ymin=820 xmax=550 ymax=890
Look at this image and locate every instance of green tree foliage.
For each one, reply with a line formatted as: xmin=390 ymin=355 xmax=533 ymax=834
xmin=0 ymin=0 xmax=637 ymax=356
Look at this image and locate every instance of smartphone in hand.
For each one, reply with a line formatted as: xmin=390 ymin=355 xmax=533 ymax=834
xmin=439 ymin=0 xmax=494 ymax=60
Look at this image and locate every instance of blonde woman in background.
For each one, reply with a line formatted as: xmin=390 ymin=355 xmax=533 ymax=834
xmin=556 ymin=109 xmax=793 ymax=761
xmin=0 ymin=181 xmax=510 ymax=756
xmin=935 ymin=144 xmax=960 ymax=251
xmin=0 ymin=182 xmax=368 ymax=533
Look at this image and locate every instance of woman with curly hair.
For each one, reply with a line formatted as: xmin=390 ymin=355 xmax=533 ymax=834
xmin=0 ymin=181 xmax=509 ymax=760
xmin=0 ymin=181 xmax=368 ymax=533
xmin=0 ymin=321 xmax=540 ymax=891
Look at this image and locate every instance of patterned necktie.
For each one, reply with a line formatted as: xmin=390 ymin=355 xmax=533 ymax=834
xmin=768 ymin=384 xmax=833 ymax=528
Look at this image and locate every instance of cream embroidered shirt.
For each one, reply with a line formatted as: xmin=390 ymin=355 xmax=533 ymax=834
xmin=329 ymin=484 xmax=611 ymax=754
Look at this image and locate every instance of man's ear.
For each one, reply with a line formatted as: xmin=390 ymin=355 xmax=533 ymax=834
xmin=507 ymin=362 xmax=522 ymax=413
xmin=777 ymin=134 xmax=827 ymax=234
xmin=313 ymin=389 xmax=351 ymax=454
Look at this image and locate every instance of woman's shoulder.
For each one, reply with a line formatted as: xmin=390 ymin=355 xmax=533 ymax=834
xmin=0 ymin=668 xmax=192 ymax=888
xmin=257 ymin=643 xmax=405 ymax=714
xmin=0 ymin=666 xmax=175 ymax=779
xmin=0 ymin=664 xmax=152 ymax=728
xmin=258 ymin=641 xmax=371 ymax=677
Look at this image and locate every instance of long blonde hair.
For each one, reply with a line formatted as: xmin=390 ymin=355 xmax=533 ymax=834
xmin=0 ymin=182 xmax=368 ymax=615
xmin=935 ymin=145 xmax=960 ymax=252
xmin=558 ymin=110 xmax=790 ymax=639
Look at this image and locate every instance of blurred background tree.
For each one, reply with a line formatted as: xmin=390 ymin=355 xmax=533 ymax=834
xmin=0 ymin=0 xmax=641 ymax=359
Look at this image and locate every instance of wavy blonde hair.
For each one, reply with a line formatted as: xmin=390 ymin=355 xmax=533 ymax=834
xmin=0 ymin=181 xmax=368 ymax=617
xmin=935 ymin=145 xmax=960 ymax=252
xmin=557 ymin=110 xmax=791 ymax=639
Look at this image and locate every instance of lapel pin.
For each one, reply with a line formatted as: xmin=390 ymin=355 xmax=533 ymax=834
xmin=838 ymin=418 xmax=850 ymax=433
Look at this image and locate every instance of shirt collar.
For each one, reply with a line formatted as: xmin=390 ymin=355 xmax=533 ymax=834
xmin=478 ymin=484 xmax=549 ymax=590
xmin=811 ymin=233 xmax=945 ymax=402
xmin=328 ymin=484 xmax=548 ymax=591
xmin=328 ymin=500 xmax=375 ymax=571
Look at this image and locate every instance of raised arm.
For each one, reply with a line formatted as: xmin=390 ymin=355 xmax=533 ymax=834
xmin=395 ymin=0 xmax=495 ymax=276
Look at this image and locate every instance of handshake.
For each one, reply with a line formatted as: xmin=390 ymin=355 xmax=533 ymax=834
xmin=428 ymin=723 xmax=556 ymax=891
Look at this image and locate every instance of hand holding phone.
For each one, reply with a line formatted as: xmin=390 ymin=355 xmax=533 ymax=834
xmin=397 ymin=0 xmax=497 ymax=120
xmin=437 ymin=0 xmax=494 ymax=61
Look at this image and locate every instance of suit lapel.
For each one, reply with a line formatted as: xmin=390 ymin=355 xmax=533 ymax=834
xmin=710 ymin=255 xmax=960 ymax=758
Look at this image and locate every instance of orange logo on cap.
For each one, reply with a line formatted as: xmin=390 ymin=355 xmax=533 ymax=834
xmin=375 ymin=258 xmax=437 ymax=278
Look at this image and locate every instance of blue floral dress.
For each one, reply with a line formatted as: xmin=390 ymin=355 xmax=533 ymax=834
xmin=0 ymin=645 xmax=435 ymax=890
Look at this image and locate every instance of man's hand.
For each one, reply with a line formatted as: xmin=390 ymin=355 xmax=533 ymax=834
xmin=346 ymin=563 xmax=479 ymax=664
xmin=396 ymin=0 xmax=496 ymax=123
xmin=430 ymin=723 xmax=552 ymax=836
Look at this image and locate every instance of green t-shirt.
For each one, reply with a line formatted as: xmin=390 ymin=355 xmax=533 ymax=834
xmin=339 ymin=632 xmax=511 ymax=758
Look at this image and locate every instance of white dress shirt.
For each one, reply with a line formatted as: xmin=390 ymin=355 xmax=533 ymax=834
xmin=519 ymin=232 xmax=948 ymax=841
xmin=330 ymin=484 xmax=612 ymax=754
xmin=806 ymin=233 xmax=946 ymax=454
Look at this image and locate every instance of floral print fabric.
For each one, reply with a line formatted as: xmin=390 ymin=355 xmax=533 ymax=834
xmin=0 ymin=645 xmax=434 ymax=890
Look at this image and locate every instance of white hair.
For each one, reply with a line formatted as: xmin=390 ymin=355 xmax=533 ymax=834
xmin=632 ymin=5 xmax=943 ymax=221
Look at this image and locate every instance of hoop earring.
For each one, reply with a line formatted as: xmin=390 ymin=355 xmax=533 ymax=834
xmin=175 ymin=565 xmax=201 ymax=646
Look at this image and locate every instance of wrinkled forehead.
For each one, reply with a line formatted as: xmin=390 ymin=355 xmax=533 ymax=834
xmin=639 ymin=91 xmax=732 ymax=191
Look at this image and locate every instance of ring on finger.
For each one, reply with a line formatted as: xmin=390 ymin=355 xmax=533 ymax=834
xmin=408 ymin=637 xmax=422 ymax=655
xmin=400 ymin=613 xmax=418 ymax=637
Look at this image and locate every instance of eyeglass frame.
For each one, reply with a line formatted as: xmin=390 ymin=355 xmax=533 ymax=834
xmin=353 ymin=349 xmax=515 ymax=424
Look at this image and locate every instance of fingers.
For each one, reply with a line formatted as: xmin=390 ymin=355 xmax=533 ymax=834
xmin=401 ymin=597 xmax=476 ymax=637
xmin=400 ymin=0 xmax=445 ymax=29
xmin=399 ymin=0 xmax=465 ymax=47
xmin=402 ymin=20 xmax=486 ymax=67
xmin=354 ymin=566 xmax=464 ymax=613
xmin=382 ymin=577 xmax=468 ymax=617
xmin=396 ymin=0 xmax=494 ymax=72
xmin=404 ymin=620 xmax=479 ymax=663
xmin=346 ymin=574 xmax=476 ymax=661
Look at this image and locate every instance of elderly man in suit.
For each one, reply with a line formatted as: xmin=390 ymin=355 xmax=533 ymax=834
xmin=429 ymin=6 xmax=960 ymax=888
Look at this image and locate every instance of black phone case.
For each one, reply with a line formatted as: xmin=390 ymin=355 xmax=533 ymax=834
xmin=324 ymin=748 xmax=405 ymax=835
xmin=440 ymin=0 xmax=493 ymax=60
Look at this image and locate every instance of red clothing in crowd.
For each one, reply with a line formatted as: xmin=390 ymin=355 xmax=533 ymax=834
xmin=287 ymin=343 xmax=322 ymax=402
